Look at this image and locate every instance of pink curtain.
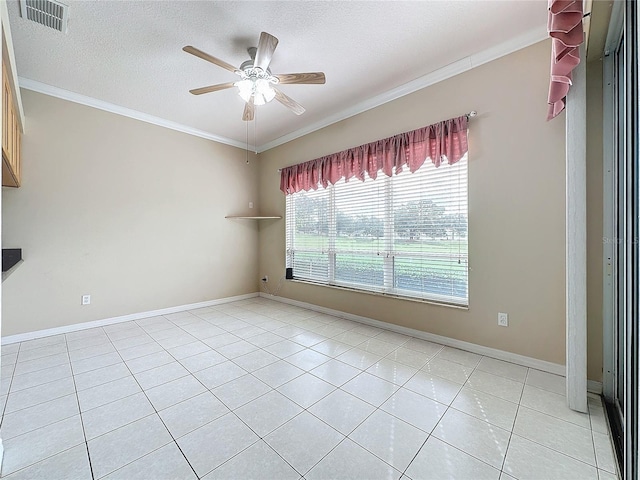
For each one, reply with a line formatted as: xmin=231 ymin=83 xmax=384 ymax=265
xmin=547 ymin=0 xmax=584 ymax=120
xmin=280 ymin=115 xmax=468 ymax=194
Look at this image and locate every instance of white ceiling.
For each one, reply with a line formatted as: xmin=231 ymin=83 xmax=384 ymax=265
xmin=8 ymin=1 xmax=548 ymax=151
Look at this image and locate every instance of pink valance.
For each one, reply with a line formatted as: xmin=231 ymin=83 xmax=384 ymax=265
xmin=547 ymin=0 xmax=584 ymax=120
xmin=280 ymin=115 xmax=468 ymax=195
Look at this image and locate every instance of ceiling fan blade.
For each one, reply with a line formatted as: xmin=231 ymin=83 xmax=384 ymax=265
xmin=274 ymin=88 xmax=305 ymax=115
xmin=275 ymin=72 xmax=326 ymax=85
xmin=183 ymin=46 xmax=238 ymax=74
xmin=189 ymin=82 xmax=236 ymax=95
xmin=253 ymin=32 xmax=279 ymax=71
xmin=242 ymin=99 xmax=255 ymax=121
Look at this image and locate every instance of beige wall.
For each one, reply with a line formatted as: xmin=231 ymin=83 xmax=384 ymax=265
xmin=2 ymin=90 xmax=259 ymax=336
xmin=2 ymin=40 xmax=605 ymax=381
xmin=586 ymin=58 xmax=604 ymax=382
xmin=258 ymin=40 xmax=574 ymax=369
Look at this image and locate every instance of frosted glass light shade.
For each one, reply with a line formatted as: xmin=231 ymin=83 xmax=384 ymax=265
xmin=234 ymin=76 xmax=276 ymax=105
xmin=235 ymin=79 xmax=254 ymax=102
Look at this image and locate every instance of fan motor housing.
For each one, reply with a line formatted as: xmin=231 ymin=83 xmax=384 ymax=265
xmin=239 ymin=59 xmax=254 ymax=71
xmin=240 ymin=47 xmax=275 ymax=75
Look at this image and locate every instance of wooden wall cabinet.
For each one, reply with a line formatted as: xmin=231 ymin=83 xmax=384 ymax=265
xmin=2 ymin=58 xmax=20 ymax=187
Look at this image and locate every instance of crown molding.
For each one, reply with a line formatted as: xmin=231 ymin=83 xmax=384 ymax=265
xmin=258 ymin=25 xmax=548 ymax=152
xmin=17 ymin=77 xmax=248 ymax=150
xmin=18 ymin=25 xmax=547 ymax=153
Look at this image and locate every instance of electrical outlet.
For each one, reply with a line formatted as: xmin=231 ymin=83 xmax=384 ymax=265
xmin=249 ymin=202 xmax=254 ymax=209
xmin=262 ymin=276 xmax=268 ymax=282
xmin=498 ymin=312 xmax=508 ymax=327
xmin=82 ymin=295 xmax=91 ymax=305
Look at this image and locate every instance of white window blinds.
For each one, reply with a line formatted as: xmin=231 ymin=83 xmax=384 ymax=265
xmin=285 ymin=154 xmax=469 ymax=305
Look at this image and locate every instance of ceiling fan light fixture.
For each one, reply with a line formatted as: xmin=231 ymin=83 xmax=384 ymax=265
xmin=235 ymin=79 xmax=254 ymax=103
xmin=253 ymin=93 xmax=266 ymax=106
xmin=256 ymin=79 xmax=276 ymax=102
xmin=234 ymin=68 xmax=277 ymax=105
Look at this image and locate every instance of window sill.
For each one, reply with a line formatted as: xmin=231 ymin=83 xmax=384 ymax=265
xmin=287 ymin=278 xmax=469 ymax=310
xmin=225 ymin=215 xmax=282 ymax=220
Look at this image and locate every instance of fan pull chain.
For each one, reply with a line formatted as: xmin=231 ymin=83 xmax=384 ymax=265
xmin=246 ymin=118 xmax=249 ymax=165
xmin=254 ymin=108 xmax=258 ymax=155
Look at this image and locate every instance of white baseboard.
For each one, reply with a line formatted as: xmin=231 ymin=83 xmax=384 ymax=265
xmin=260 ymin=293 xmax=569 ymax=376
xmin=3 ymin=291 xmax=603 ymax=397
xmin=1 ymin=293 xmax=260 ymax=345
xmin=587 ymin=380 xmax=603 ymax=395
xmin=263 ymin=294 xmax=605 ymax=393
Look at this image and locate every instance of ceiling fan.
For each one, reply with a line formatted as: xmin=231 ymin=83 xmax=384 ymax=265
xmin=183 ymin=32 xmax=326 ymax=121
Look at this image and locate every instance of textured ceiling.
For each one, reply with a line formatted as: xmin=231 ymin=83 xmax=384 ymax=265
xmin=8 ymin=1 xmax=548 ymax=150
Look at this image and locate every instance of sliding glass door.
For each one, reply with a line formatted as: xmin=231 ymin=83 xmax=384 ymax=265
xmin=604 ymin=2 xmax=639 ymax=478
xmin=607 ymin=30 xmax=626 ymax=470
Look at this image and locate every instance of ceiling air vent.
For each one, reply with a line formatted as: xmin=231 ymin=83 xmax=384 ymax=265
xmin=19 ymin=0 xmax=69 ymax=33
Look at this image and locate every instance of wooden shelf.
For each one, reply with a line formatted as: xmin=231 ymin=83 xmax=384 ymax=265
xmin=225 ymin=215 xmax=282 ymax=220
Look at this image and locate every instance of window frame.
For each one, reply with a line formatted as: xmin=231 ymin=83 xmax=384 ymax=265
xmin=285 ymin=156 xmax=469 ymax=307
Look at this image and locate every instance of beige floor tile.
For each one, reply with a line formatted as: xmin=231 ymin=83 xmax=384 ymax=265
xmin=158 ymin=391 xmax=229 ymax=438
xmin=349 ymin=409 xmax=428 ymax=471
xmin=513 ymin=406 xmax=596 ymax=465
xmin=380 ymin=387 xmax=446 ymax=433
xmin=309 ymin=389 xmax=375 ymax=434
xmin=2 ymin=444 xmax=91 ymax=480
xmin=466 ymin=370 xmax=524 ymax=403
xmin=264 ymin=411 xmax=344 ymax=475
xmin=503 ymin=435 xmax=598 ymax=480
xmin=476 ymin=357 xmax=528 ymax=383
xmin=3 ymin=300 xmax=619 ymax=480
xmin=451 ymin=386 xmax=518 ymax=430
xmin=432 ymin=408 xmax=510 ymax=469
xmin=88 ymin=414 xmax=172 ymax=479
xmin=102 ymin=442 xmax=197 ymax=480
xmin=306 ymin=438 xmax=401 ymax=480
xmin=405 ymin=436 xmax=500 ymax=480
xmin=177 ymin=413 xmax=259 ymax=477
xmin=203 ymin=440 xmax=299 ymax=480
xmin=2 ymin=416 xmax=85 ymax=476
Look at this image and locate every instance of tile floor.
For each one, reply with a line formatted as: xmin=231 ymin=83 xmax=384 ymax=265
xmin=0 ymin=297 xmax=619 ymax=479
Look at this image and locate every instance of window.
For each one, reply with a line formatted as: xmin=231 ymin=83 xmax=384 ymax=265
xmin=286 ymin=154 xmax=468 ymax=305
